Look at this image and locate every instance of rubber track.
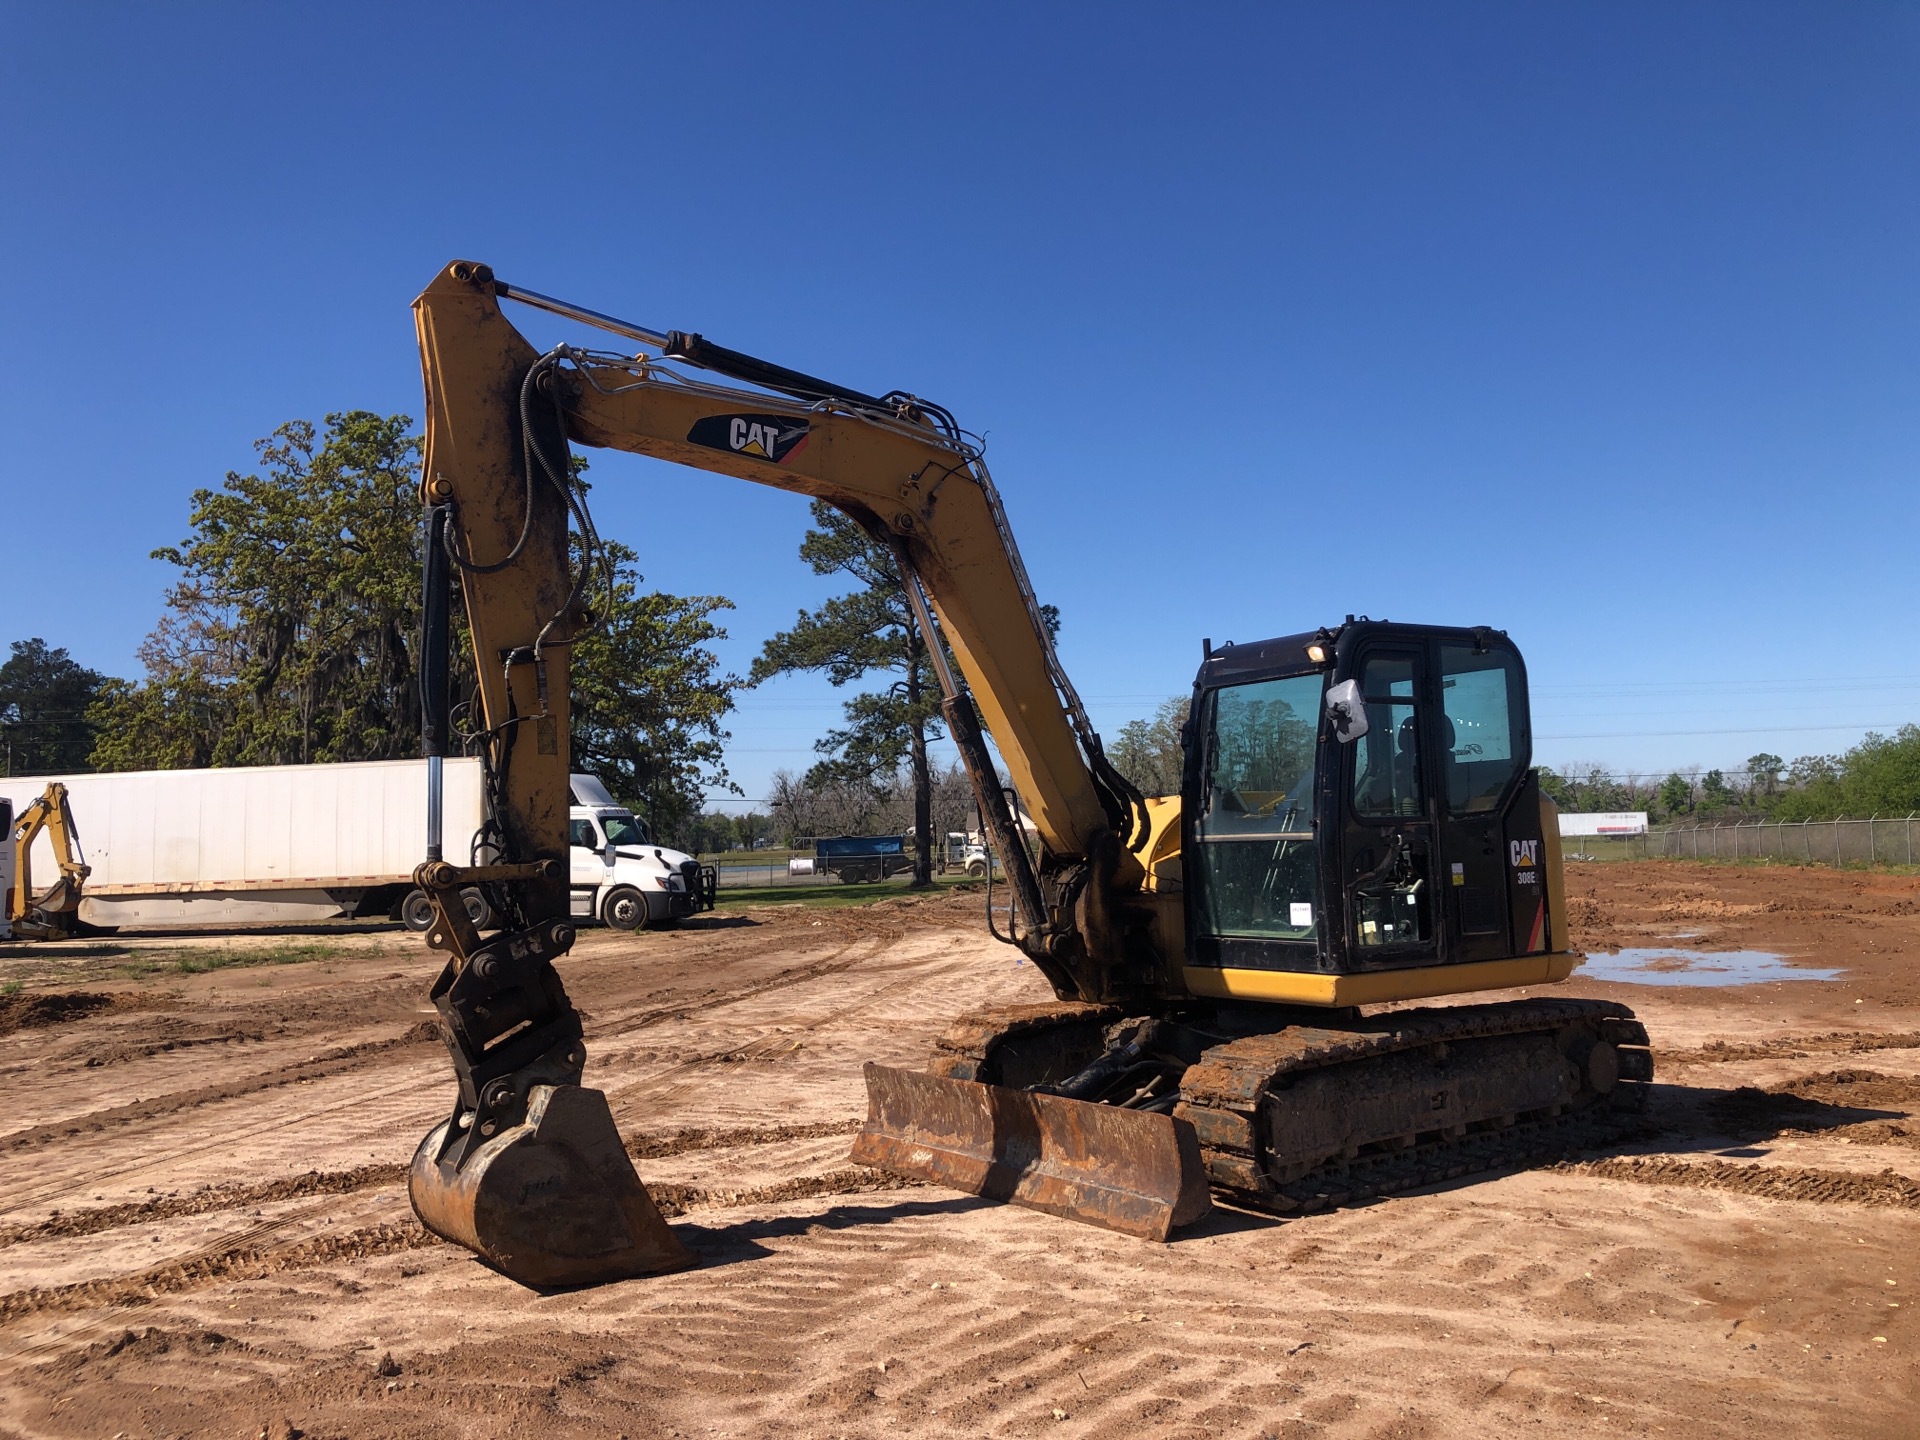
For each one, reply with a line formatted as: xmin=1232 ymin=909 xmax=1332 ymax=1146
xmin=1176 ymin=997 xmax=1654 ymax=1213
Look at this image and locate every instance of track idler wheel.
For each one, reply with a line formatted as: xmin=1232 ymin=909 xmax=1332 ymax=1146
xmin=410 ymin=1084 xmax=694 ymax=1287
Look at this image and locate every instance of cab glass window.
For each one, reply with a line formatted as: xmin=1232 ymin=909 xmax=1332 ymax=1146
xmin=1194 ymin=671 xmax=1323 ymax=940
xmin=569 ymin=819 xmax=600 ymax=849
xmin=600 ymin=813 xmax=650 ymax=847
xmin=1439 ymin=645 xmax=1524 ymax=815
xmin=1352 ymin=654 xmax=1421 ymax=818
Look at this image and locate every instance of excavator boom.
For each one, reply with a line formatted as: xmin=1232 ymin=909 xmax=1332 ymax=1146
xmin=408 ymin=261 xmax=1197 ymax=1283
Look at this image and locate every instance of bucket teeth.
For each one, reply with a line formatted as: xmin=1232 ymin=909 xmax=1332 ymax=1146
xmin=851 ymin=1062 xmax=1211 ymax=1241
xmin=410 ymin=1084 xmax=694 ymax=1287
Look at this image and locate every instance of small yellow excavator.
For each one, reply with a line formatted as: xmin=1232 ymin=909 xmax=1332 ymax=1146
xmin=405 ymin=262 xmax=1652 ymax=1286
xmin=7 ymin=783 xmax=90 ymax=940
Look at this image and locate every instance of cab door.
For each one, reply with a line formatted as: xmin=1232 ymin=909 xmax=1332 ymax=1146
xmin=1432 ymin=640 xmax=1536 ymax=961
xmin=568 ymin=816 xmax=605 ymax=919
xmin=1338 ymin=645 xmax=1441 ymax=964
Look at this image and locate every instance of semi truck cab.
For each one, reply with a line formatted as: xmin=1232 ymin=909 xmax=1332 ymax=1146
xmin=565 ymin=774 xmax=717 ymax=929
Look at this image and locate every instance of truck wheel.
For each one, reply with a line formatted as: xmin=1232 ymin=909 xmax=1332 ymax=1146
xmin=967 ymin=860 xmax=987 ymax=878
xmin=400 ymin=889 xmax=436 ymax=933
xmin=603 ymin=886 xmax=649 ymax=931
xmin=460 ymin=888 xmax=495 ymax=931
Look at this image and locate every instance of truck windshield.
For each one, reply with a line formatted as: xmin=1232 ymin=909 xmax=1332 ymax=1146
xmin=601 ymin=813 xmax=651 ymax=847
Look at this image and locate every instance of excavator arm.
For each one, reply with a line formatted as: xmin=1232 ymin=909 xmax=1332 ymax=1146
xmin=7 ymin=783 xmax=90 ymax=940
xmin=413 ymin=261 xmax=1162 ymax=1001
xmin=406 ymin=262 xmax=1200 ymax=1283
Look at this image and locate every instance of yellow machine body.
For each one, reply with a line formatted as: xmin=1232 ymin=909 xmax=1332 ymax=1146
xmin=404 ymin=261 xmax=1632 ymax=1283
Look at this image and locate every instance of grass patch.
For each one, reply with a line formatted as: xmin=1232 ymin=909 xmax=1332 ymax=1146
xmin=713 ymin=873 xmax=979 ymax=911
xmin=113 ymin=941 xmax=338 ymax=979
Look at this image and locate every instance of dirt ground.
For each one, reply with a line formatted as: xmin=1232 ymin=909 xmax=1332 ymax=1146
xmin=0 ymin=860 xmax=1916 ymax=1439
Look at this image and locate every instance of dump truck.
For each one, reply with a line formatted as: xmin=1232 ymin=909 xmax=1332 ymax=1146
xmin=400 ymin=261 xmax=1649 ymax=1286
xmin=0 ymin=761 xmax=712 ymax=934
xmin=811 ymin=834 xmax=911 ymax=883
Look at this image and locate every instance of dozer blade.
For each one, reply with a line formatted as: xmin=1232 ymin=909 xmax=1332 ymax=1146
xmin=851 ymin=1062 xmax=1211 ymax=1241
xmin=410 ymin=1083 xmax=694 ymax=1287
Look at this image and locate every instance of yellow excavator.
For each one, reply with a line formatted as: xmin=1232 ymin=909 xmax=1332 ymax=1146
xmin=6 ymin=783 xmax=90 ymax=940
xmin=406 ymin=261 xmax=1652 ymax=1286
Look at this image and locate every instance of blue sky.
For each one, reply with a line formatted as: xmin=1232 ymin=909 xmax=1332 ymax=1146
xmin=3 ymin=3 xmax=1914 ymax=806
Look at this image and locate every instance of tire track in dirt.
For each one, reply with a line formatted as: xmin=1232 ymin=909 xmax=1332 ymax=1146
xmin=0 ymin=1121 xmax=866 ymax=1248
xmin=592 ymin=940 xmax=963 ymax=1114
xmin=0 ymin=935 xmax=930 ymax=1220
xmin=0 ymin=1219 xmax=437 ymax=1326
xmin=0 ymin=1165 xmax=411 ymax=1249
xmin=646 ymin=1212 xmax=1304 ymax=1437
xmin=0 ymin=1024 xmax=441 ymax=1157
xmin=1662 ymin=1029 xmax=1920 ymax=1065
xmin=0 ymin=921 xmax=922 ymax=1201
xmin=579 ymin=928 xmax=901 ymax=1037
xmin=1 ymin=918 xmax=965 ymax=1222
xmin=0 ymin=1054 xmax=448 ymax=1218
xmin=1556 ymin=1154 xmax=1920 ymax=1207
xmin=0 ymin=1168 xmax=922 ymax=1332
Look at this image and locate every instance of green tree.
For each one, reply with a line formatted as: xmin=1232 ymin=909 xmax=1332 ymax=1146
xmin=569 ymin=537 xmax=738 ymax=844
xmin=1657 ymin=771 xmax=1692 ymax=819
xmin=750 ymin=503 xmax=944 ymax=886
xmin=1746 ymin=752 xmax=1784 ymax=798
xmin=1835 ymin=726 xmax=1920 ymax=815
xmin=91 ymin=414 xmax=741 ymax=840
xmin=1110 ymin=697 xmax=1187 ymax=796
xmin=0 ymin=639 xmax=109 ymax=775
xmin=92 ymin=413 xmax=427 ymax=768
xmin=1775 ymin=728 xmax=1920 ymax=821
xmin=1535 ymin=766 xmax=1576 ymax=811
xmin=1699 ymin=768 xmax=1733 ymax=812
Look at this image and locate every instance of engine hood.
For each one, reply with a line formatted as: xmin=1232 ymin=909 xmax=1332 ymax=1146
xmin=612 ymin=846 xmax=697 ymax=870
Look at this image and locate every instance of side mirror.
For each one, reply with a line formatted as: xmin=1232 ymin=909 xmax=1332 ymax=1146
xmin=603 ymin=841 xmax=617 ymax=865
xmin=1325 ymin=679 xmax=1369 ymax=744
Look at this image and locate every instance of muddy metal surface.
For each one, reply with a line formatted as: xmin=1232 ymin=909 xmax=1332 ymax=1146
xmin=0 ymin=862 xmax=1915 ymax=1438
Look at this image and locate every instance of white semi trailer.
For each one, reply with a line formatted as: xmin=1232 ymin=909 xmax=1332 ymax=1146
xmin=0 ymin=759 xmax=713 ymax=934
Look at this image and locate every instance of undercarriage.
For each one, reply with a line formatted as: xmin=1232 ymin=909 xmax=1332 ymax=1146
xmin=867 ymin=994 xmax=1653 ymax=1224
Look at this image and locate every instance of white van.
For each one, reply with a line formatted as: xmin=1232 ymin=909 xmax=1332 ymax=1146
xmin=565 ymin=774 xmax=716 ymax=929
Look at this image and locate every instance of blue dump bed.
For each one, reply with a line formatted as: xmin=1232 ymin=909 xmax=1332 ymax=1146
xmin=813 ymin=834 xmax=910 ymax=883
xmin=816 ymin=835 xmax=906 ymax=859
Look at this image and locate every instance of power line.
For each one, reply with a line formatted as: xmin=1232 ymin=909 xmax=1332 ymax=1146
xmin=1538 ymin=722 xmax=1910 ymax=740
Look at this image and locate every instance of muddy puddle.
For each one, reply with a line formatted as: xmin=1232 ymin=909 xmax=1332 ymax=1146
xmin=1577 ymin=946 xmax=1843 ymax=987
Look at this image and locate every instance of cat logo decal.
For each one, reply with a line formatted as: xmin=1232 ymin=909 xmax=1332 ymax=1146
xmin=687 ymin=413 xmax=810 ymax=464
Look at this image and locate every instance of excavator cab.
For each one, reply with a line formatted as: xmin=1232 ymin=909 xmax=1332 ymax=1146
xmin=1184 ymin=620 xmax=1568 ymax=1004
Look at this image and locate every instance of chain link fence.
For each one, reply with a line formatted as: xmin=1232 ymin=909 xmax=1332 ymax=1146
xmin=1658 ymin=815 xmax=1920 ymax=867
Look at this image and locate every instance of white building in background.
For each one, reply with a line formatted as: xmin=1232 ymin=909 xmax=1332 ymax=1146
xmin=1557 ymin=811 xmax=1649 ymax=837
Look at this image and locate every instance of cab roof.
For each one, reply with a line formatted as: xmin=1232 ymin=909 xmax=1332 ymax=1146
xmin=1197 ymin=620 xmax=1515 ymax=688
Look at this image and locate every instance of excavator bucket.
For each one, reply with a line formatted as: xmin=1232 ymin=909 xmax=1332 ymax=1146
xmin=410 ymin=1084 xmax=694 ymax=1287
xmin=851 ymin=1063 xmax=1211 ymax=1241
